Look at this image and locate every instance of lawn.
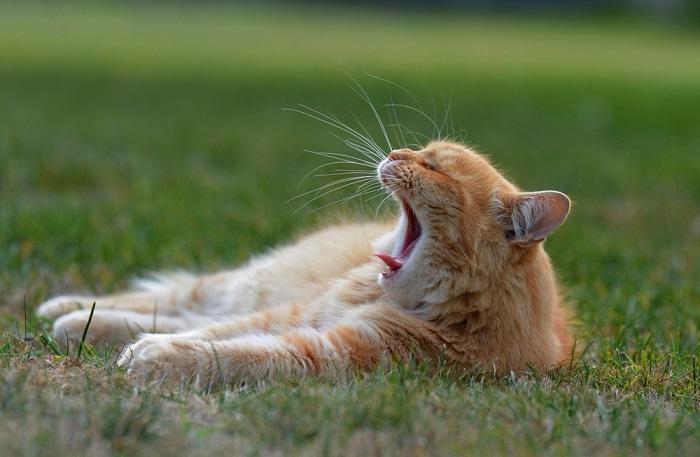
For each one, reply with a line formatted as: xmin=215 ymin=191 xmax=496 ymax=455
xmin=2 ymin=2 xmax=700 ymax=456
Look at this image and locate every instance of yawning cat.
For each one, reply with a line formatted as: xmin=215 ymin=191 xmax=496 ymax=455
xmin=37 ymin=141 xmax=574 ymax=385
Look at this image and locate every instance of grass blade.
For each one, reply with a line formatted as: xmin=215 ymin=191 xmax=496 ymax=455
xmin=77 ymin=302 xmax=96 ymax=361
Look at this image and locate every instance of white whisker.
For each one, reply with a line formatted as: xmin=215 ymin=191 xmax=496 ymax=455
xmin=385 ymin=103 xmax=440 ymax=140
xmin=284 ymin=106 xmax=383 ymax=158
xmin=386 ymin=91 xmax=408 ymax=149
xmin=328 ymin=132 xmax=384 ymax=163
xmin=314 ymin=170 xmax=377 ymax=178
xmin=375 ymin=189 xmax=398 ymax=218
xmin=348 ymin=111 xmax=387 ymax=161
xmin=292 ymin=177 xmax=380 ymax=213
xmin=286 ymin=75 xmax=438 ymax=215
xmin=300 ymin=187 xmax=382 ymax=215
xmin=297 ymin=159 xmax=373 ymax=189
xmin=364 ymin=73 xmax=423 ymax=109
xmin=288 ymin=175 xmax=376 ymax=204
xmin=439 ymin=90 xmax=454 ymax=140
xmin=303 ymin=105 xmax=385 ymax=157
xmin=347 ymin=75 xmax=393 ymax=152
xmin=306 ymin=149 xmax=377 ymax=168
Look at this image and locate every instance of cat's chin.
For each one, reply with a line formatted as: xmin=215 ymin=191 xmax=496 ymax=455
xmin=377 ymin=264 xmax=431 ymax=309
xmin=378 ymin=264 xmax=456 ymax=312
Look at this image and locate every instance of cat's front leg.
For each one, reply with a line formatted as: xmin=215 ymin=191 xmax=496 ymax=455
xmin=118 ymin=320 xmax=388 ymax=385
xmin=117 ymin=305 xmax=457 ymax=385
xmin=115 ymin=303 xmax=308 ymax=382
xmin=116 ymin=334 xmax=217 ymax=383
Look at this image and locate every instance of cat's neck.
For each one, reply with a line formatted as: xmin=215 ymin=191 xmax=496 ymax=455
xmin=435 ymin=245 xmax=559 ymax=333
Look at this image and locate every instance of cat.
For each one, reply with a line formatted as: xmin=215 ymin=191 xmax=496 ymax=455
xmin=37 ymin=141 xmax=574 ymax=385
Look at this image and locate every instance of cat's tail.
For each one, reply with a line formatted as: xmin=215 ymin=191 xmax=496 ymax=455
xmin=130 ymin=271 xmax=198 ymax=293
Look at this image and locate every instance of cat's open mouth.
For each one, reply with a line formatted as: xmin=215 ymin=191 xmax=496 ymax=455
xmin=375 ymin=200 xmax=422 ymax=279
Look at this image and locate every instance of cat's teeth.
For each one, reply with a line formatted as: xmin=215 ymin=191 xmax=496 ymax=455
xmin=381 ymin=269 xmax=399 ymax=279
xmin=375 ymin=252 xmax=403 ymax=271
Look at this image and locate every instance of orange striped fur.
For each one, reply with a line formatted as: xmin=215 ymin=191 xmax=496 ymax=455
xmin=38 ymin=141 xmax=574 ymax=385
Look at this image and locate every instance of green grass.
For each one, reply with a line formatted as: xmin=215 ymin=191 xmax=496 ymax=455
xmin=2 ymin=2 xmax=700 ymax=456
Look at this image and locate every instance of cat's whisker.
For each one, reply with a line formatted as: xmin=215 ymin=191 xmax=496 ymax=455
xmin=309 ymin=175 xmax=379 ymax=197
xmin=428 ymin=90 xmax=441 ymax=139
xmin=292 ymin=104 xmax=385 ymax=159
xmin=293 ymin=175 xmax=379 ymax=207
xmin=306 ymin=149 xmax=377 ymax=168
xmin=385 ymin=103 xmax=441 ymax=141
xmin=347 ymin=111 xmax=387 ymax=161
xmin=306 ymin=182 xmax=384 ymax=215
xmin=348 ymin=77 xmax=393 ymax=152
xmin=438 ymin=90 xmax=455 ymax=141
xmin=364 ymin=73 xmax=423 ymax=110
xmin=289 ymin=175 xmax=377 ymax=205
xmin=365 ymin=73 xmax=437 ymax=147
xmin=290 ymin=77 xmax=438 ymax=214
xmin=335 ymin=131 xmax=385 ymax=164
xmin=375 ymin=189 xmax=398 ymax=218
xmin=366 ymin=184 xmax=398 ymax=201
xmin=386 ymin=92 xmax=409 ymax=150
xmin=386 ymin=123 xmax=423 ymax=150
xmin=325 ymin=120 xmax=385 ymax=160
xmin=297 ymin=184 xmax=377 ymax=214
xmin=306 ymin=148 xmax=377 ymax=164
xmin=328 ymin=132 xmax=384 ymax=164
xmin=315 ymin=108 xmax=386 ymax=157
xmin=297 ymin=159 xmax=374 ymax=189
xmin=315 ymin=167 xmax=377 ymax=174
xmin=314 ymin=170 xmax=378 ymax=178
xmin=399 ymin=127 xmax=431 ymax=145
xmin=284 ymin=107 xmax=382 ymax=161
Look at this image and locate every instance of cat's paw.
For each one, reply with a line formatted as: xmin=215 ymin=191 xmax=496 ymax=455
xmin=36 ymin=295 xmax=94 ymax=319
xmin=52 ymin=311 xmax=89 ymax=345
xmin=117 ymin=333 xmax=174 ymax=367
xmin=53 ymin=309 xmax=132 ymax=348
xmin=118 ymin=335 xmax=211 ymax=382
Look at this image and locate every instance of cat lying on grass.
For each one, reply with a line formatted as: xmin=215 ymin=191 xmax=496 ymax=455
xmin=38 ymin=141 xmax=573 ymax=386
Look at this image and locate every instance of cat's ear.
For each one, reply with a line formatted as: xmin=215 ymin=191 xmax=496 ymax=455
xmin=497 ymin=191 xmax=571 ymax=248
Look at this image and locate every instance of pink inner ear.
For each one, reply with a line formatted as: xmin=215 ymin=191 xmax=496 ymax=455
xmin=513 ymin=191 xmax=571 ymax=245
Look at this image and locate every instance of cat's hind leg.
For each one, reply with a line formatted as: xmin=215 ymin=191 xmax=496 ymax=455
xmin=37 ymin=293 xmax=155 ymax=320
xmin=36 ymin=273 xmax=201 ymax=319
xmin=52 ymin=308 xmax=209 ymax=348
xmin=36 ymin=272 xmax=242 ymax=348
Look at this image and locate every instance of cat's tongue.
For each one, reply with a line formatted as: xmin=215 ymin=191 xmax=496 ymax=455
xmin=375 ymin=252 xmax=403 ymax=275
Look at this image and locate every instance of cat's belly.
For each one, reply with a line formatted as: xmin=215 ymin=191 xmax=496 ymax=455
xmin=196 ymin=221 xmax=393 ymax=314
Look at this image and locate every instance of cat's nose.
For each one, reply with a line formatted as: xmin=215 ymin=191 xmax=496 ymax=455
xmin=388 ymin=149 xmax=414 ymax=161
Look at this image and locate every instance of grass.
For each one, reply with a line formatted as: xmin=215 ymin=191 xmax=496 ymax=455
xmin=2 ymin=2 xmax=700 ymax=456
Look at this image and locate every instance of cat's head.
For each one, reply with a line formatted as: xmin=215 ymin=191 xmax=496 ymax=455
xmin=375 ymin=141 xmax=570 ymax=311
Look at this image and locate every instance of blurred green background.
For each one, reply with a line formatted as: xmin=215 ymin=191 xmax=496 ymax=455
xmin=1 ymin=1 xmax=700 ymax=455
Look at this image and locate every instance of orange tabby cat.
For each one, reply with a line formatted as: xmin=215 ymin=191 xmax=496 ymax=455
xmin=37 ymin=141 xmax=573 ymax=385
